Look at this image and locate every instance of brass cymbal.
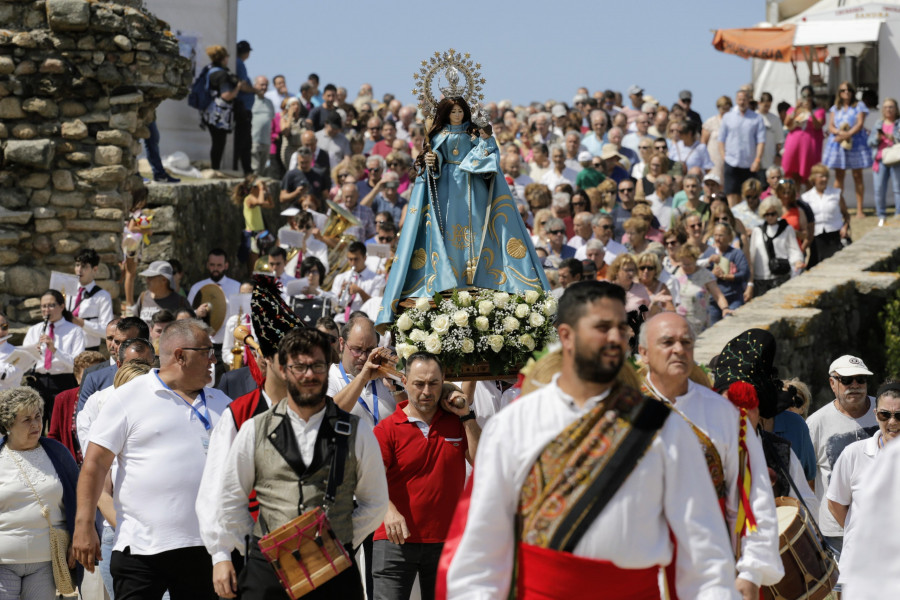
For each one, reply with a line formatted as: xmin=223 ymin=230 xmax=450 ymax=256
xmin=191 ymin=283 xmax=228 ymax=335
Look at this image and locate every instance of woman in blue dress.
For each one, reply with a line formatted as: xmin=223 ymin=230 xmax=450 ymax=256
xmin=375 ymin=97 xmax=549 ymax=329
xmin=823 ymin=80 xmax=872 ymax=219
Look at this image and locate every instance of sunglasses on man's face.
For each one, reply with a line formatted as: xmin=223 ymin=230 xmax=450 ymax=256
xmin=832 ymin=375 xmax=867 ymax=386
xmin=549 ymin=229 xmax=566 ymax=235
xmin=377 ymin=236 xmax=395 ymax=243
xmin=876 ymin=409 xmax=900 ymax=422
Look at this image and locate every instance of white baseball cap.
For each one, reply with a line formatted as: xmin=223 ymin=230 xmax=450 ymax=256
xmin=828 ymin=355 xmax=873 ymax=377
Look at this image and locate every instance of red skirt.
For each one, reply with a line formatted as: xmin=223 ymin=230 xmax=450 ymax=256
xmin=516 ymin=543 xmax=661 ymax=600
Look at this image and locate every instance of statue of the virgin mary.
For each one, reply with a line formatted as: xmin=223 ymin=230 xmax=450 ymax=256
xmin=375 ymin=50 xmax=549 ymax=330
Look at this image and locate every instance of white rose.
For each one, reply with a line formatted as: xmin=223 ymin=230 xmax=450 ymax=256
xmin=452 ymin=310 xmax=469 ymax=327
xmin=410 ymin=328 xmax=427 ymax=343
xmin=432 ymin=315 xmax=451 ymax=335
xmin=503 ymin=316 xmax=520 ymax=332
xmin=474 ymin=316 xmax=490 ymax=331
xmin=529 ymin=312 xmax=545 ymax=328
xmin=457 ymin=291 xmax=472 ymax=307
xmin=519 ymin=333 xmax=536 ymax=351
xmin=424 ymin=333 xmax=442 ymax=354
xmin=493 ymin=292 xmax=510 ymax=308
xmin=397 ymin=343 xmax=418 ymax=360
xmin=461 ymin=338 xmax=475 ymax=353
xmin=415 ymin=297 xmax=431 ymax=312
xmin=524 ymin=290 xmax=540 ymax=305
xmin=488 ymin=335 xmax=504 ymax=353
xmin=396 ymin=312 xmax=413 ymax=331
xmin=514 ymin=303 xmax=530 ymax=319
xmin=543 ymin=297 xmax=558 ymax=316
xmin=478 ymin=300 xmax=495 ymax=316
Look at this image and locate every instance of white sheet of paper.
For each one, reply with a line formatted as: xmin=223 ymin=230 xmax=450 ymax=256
xmin=50 ymin=271 xmax=80 ymax=300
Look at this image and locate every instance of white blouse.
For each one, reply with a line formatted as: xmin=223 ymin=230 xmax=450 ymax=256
xmin=0 ymin=445 xmax=65 ymax=563
xmin=801 ymin=187 xmax=844 ymax=235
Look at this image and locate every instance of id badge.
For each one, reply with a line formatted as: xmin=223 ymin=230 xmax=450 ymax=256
xmin=200 ymin=431 xmax=211 ymax=455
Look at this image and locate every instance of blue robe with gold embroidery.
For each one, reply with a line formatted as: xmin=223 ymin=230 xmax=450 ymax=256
xmin=376 ymin=123 xmax=549 ymax=328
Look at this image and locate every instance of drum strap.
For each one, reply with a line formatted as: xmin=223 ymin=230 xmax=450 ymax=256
xmin=324 ymin=414 xmax=352 ymax=511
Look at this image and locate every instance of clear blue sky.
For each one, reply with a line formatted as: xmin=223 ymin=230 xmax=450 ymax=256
xmin=237 ymin=0 xmax=765 ymax=118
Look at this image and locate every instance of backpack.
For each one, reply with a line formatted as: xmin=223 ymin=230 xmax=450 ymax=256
xmin=187 ymin=65 xmax=222 ymax=111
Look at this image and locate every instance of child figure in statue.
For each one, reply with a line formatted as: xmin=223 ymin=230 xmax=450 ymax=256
xmin=375 ymin=96 xmax=549 ymax=329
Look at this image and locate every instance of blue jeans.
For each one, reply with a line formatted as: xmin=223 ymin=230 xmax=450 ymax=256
xmin=708 ymin=297 xmax=743 ymax=325
xmin=101 ymin=524 xmax=115 ymax=598
xmin=144 ymin=121 xmax=167 ymax=178
xmin=873 ymin=162 xmax=900 ymax=217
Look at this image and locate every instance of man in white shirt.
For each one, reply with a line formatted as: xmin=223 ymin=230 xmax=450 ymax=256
xmin=67 ymin=249 xmax=114 ymax=351
xmin=332 ymin=242 xmax=383 ymax=324
xmin=806 ymin=355 xmax=878 ymax=554
xmin=501 ymin=154 xmax=532 ymax=202
xmin=204 ymin=327 xmax=388 ymax=599
xmin=826 ymin=382 xmax=900 ymax=589
xmin=639 ymin=313 xmax=783 ymax=598
xmin=646 ymin=173 xmax=675 ymax=231
xmin=328 ymin=314 xmax=396 ymax=429
xmin=265 ymin=247 xmax=295 ymax=302
xmin=575 ymin=213 xmax=626 ymax=264
xmin=540 ymin=145 xmax=578 ymax=191
xmin=188 ymin=248 xmax=242 ymax=351
xmin=444 ymin=282 xmax=739 ymax=599
xmin=73 ymin=319 xmax=231 ymax=598
xmin=568 ymin=211 xmax=593 ymax=250
xmin=263 ymin=74 xmax=292 ymax=109
xmin=839 ymin=429 xmax=900 ymax=599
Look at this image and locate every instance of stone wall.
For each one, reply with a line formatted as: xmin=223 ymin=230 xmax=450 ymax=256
xmin=143 ymin=178 xmax=282 ymax=286
xmin=0 ymin=0 xmax=190 ymax=324
xmin=695 ymin=227 xmax=900 ymax=413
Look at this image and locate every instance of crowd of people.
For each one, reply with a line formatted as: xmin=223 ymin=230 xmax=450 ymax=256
xmin=3 ymin=39 xmax=900 ymax=600
xmin=188 ymin=40 xmax=900 ymax=339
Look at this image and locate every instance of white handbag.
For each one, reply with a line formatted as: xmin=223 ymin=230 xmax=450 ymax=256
xmin=882 ymin=143 xmax=900 ymax=167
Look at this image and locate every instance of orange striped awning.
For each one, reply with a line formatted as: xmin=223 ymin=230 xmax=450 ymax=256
xmin=712 ymin=26 xmax=797 ymax=62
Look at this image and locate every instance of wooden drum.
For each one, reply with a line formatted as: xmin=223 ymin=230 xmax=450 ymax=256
xmin=257 ymin=507 xmax=352 ymax=599
xmin=762 ymin=497 xmax=838 ymax=600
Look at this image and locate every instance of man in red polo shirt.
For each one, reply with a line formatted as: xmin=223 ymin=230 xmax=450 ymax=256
xmin=372 ymin=353 xmax=480 ymax=600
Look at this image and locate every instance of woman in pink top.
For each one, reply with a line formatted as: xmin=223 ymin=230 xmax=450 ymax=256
xmin=867 ymin=97 xmax=900 ymax=224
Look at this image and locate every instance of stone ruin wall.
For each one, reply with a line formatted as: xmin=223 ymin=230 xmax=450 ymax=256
xmin=0 ymin=0 xmax=189 ymax=325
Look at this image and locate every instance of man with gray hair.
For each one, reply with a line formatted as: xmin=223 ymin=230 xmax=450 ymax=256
xmin=395 ymin=105 xmax=417 ymax=142
xmin=607 ymin=127 xmax=638 ymax=172
xmin=569 ymin=211 xmax=594 ymax=250
xmin=532 ymin=112 xmax=560 ymax=147
xmin=563 ymin=131 xmax=586 ymax=172
xmin=250 ymin=76 xmax=275 ymax=174
xmin=575 ymin=213 xmax=626 ymax=262
xmin=638 ymin=313 xmax=782 ymax=598
xmin=358 ymin=153 xmax=386 ymax=199
xmin=646 ymin=173 xmax=675 ymax=231
xmin=582 ymin=109 xmax=610 ymax=157
xmin=73 ymin=319 xmax=232 ymax=598
xmin=541 ymin=145 xmax=578 ymax=190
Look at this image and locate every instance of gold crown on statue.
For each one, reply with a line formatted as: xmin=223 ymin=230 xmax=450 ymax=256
xmin=412 ymin=48 xmax=490 ymax=127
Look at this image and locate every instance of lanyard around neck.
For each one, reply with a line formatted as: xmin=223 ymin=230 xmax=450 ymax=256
xmin=339 ymin=362 xmax=379 ymax=424
xmin=155 ymin=371 xmax=211 ymax=431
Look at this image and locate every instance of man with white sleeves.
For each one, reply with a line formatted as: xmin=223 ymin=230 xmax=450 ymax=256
xmin=443 ymin=282 xmax=740 ymax=599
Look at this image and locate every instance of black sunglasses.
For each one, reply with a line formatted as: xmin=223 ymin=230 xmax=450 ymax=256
xmin=832 ymin=375 xmax=867 ymax=386
xmin=549 ymin=229 xmax=566 ymax=235
xmin=876 ymin=409 xmax=900 ymax=422
xmin=639 ymin=265 xmax=655 ymax=271
xmin=377 ymin=236 xmax=394 ymax=243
